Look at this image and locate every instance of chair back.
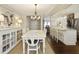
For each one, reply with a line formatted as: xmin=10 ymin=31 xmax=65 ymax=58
xmin=26 ymin=39 xmax=39 ymax=46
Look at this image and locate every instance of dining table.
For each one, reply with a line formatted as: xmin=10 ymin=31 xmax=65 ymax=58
xmin=22 ymin=30 xmax=46 ymax=54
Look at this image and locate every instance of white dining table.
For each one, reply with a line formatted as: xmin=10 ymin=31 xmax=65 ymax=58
xmin=22 ymin=30 xmax=46 ymax=54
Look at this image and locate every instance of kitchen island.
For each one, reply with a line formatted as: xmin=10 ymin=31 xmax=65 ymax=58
xmin=50 ymin=27 xmax=77 ymax=45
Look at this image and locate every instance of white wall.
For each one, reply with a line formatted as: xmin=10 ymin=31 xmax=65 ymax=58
xmin=21 ymin=16 xmax=29 ymax=34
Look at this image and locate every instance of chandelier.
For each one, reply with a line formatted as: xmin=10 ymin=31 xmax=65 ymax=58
xmin=31 ymin=4 xmax=41 ymax=20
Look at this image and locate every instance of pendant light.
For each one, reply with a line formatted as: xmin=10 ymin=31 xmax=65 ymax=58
xmin=31 ymin=4 xmax=41 ymax=20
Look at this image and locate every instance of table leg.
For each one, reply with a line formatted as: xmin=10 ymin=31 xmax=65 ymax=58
xmin=43 ymin=38 xmax=45 ymax=54
xmin=23 ymin=39 xmax=25 ymax=54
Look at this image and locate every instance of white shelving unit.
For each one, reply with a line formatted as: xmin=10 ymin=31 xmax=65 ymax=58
xmin=0 ymin=27 xmax=22 ymax=54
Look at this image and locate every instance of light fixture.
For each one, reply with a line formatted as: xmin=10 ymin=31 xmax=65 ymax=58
xmin=18 ymin=19 xmax=22 ymax=23
xmin=31 ymin=4 xmax=41 ymax=20
xmin=0 ymin=14 xmax=4 ymax=21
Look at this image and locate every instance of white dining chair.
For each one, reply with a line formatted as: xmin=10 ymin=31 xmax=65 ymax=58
xmin=25 ymin=39 xmax=40 ymax=54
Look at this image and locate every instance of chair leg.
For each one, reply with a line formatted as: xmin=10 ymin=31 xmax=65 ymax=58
xmin=27 ymin=50 xmax=29 ymax=54
xmin=27 ymin=46 xmax=29 ymax=54
xmin=36 ymin=49 xmax=38 ymax=54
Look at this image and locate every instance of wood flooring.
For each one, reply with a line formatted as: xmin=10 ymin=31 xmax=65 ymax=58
xmin=48 ymin=36 xmax=79 ymax=54
xmin=9 ymin=38 xmax=54 ymax=54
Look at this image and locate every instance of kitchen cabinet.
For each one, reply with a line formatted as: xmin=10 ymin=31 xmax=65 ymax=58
xmin=0 ymin=27 xmax=22 ymax=53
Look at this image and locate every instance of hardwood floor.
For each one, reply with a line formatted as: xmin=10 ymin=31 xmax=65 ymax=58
xmin=9 ymin=35 xmax=79 ymax=54
xmin=8 ymin=41 xmax=23 ymax=54
xmin=9 ymin=38 xmax=54 ymax=54
xmin=48 ymin=36 xmax=79 ymax=54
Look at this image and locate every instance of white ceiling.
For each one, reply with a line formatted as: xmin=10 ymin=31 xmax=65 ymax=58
xmin=0 ymin=4 xmax=71 ymax=16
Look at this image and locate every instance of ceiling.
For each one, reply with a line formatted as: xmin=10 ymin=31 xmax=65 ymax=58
xmin=0 ymin=4 xmax=71 ymax=16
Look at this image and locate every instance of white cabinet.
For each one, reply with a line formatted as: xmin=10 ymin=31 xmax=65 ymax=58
xmin=50 ymin=28 xmax=77 ymax=45
xmin=0 ymin=27 xmax=22 ymax=54
xmin=58 ymin=30 xmax=77 ymax=45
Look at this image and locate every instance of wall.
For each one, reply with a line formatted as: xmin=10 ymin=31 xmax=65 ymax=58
xmin=27 ymin=16 xmax=41 ymax=30
xmin=21 ymin=16 xmax=28 ymax=34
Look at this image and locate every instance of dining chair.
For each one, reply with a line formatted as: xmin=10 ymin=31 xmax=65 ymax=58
xmin=25 ymin=39 xmax=40 ymax=54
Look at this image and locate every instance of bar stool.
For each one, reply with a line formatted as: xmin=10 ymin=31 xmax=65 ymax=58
xmin=25 ymin=39 xmax=40 ymax=54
